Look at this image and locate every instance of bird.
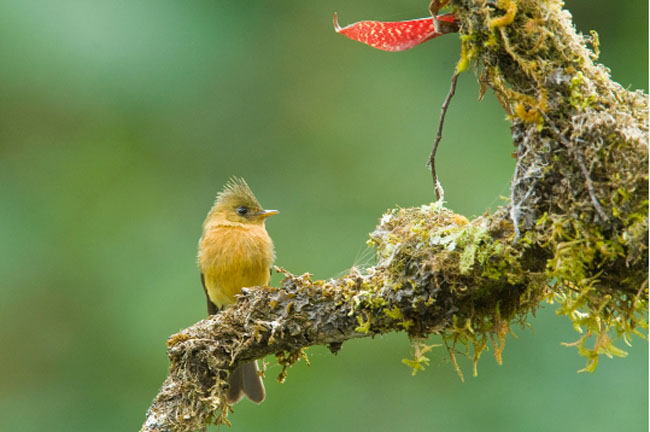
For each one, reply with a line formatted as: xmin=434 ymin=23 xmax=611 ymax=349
xmin=197 ymin=177 xmax=278 ymax=404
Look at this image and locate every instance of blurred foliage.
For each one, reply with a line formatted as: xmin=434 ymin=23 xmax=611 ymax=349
xmin=0 ymin=1 xmax=647 ymax=431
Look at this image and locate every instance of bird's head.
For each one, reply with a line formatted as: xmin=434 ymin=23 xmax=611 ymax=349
xmin=207 ymin=177 xmax=278 ymax=226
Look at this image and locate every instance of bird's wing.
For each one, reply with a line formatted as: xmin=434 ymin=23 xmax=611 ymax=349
xmin=201 ymin=272 xmax=219 ymax=315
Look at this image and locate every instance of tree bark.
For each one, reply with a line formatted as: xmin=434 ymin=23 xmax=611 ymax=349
xmin=141 ymin=1 xmax=648 ymax=430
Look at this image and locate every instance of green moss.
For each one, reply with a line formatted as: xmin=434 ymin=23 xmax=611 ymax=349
xmin=449 ymin=0 xmax=648 ymax=372
xmin=568 ymin=72 xmax=599 ymax=109
xmin=401 ymin=341 xmax=439 ymax=376
xmin=275 ymin=348 xmax=310 ymax=383
xmin=366 ymin=203 xmax=547 ymax=378
xmin=355 ymin=313 xmax=372 ymax=333
xmin=457 ymin=34 xmax=478 ymax=73
xmin=537 ymin=214 xmax=648 ymax=370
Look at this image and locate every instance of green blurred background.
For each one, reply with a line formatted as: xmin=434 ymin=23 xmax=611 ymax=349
xmin=0 ymin=1 xmax=647 ymax=431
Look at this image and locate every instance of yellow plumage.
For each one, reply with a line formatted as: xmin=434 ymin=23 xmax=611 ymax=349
xmin=197 ymin=177 xmax=277 ymax=405
xmin=199 ymin=223 xmax=274 ymax=308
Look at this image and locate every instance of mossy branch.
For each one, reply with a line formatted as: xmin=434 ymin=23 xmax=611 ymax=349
xmin=141 ymin=1 xmax=648 ymax=430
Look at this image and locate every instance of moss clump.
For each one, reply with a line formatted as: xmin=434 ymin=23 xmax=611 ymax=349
xmin=366 ymin=203 xmax=547 ymax=377
xmin=537 ymin=213 xmax=648 ymax=372
xmin=449 ymin=0 xmax=648 ymax=370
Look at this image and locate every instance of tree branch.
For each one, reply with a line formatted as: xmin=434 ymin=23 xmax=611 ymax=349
xmin=141 ymin=1 xmax=648 ymax=430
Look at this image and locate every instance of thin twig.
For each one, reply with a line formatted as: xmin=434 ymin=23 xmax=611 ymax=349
xmin=540 ymin=111 xmax=609 ymax=221
xmin=574 ymin=150 xmax=609 ymax=221
xmin=428 ymin=72 xmax=460 ymax=201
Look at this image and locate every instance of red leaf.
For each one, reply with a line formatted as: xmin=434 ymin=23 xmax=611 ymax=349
xmin=333 ymin=13 xmax=457 ymax=52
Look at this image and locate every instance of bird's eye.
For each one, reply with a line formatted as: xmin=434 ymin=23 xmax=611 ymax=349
xmin=237 ymin=206 xmax=249 ymax=216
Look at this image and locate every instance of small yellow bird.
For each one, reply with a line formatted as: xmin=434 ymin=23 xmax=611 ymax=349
xmin=198 ymin=177 xmax=278 ymax=404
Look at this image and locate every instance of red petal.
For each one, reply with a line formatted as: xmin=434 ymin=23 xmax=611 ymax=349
xmin=333 ymin=13 xmax=456 ymax=52
xmin=436 ymin=13 xmax=457 ymax=24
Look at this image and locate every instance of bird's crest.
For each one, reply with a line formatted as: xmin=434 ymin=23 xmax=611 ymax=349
xmin=214 ymin=177 xmax=262 ymax=210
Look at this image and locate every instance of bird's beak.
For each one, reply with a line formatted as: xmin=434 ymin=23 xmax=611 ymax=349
xmin=258 ymin=209 xmax=279 ymax=218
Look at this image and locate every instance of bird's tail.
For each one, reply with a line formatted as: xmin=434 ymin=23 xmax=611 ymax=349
xmin=226 ymin=360 xmax=265 ymax=404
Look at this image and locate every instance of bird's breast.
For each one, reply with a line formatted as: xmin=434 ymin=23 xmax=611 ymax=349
xmin=198 ymin=224 xmax=274 ymax=307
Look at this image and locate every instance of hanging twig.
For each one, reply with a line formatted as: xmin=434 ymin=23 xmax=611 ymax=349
xmin=428 ymin=72 xmax=460 ymax=201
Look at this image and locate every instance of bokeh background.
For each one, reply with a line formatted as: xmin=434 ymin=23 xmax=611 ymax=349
xmin=0 ymin=1 xmax=647 ymax=431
